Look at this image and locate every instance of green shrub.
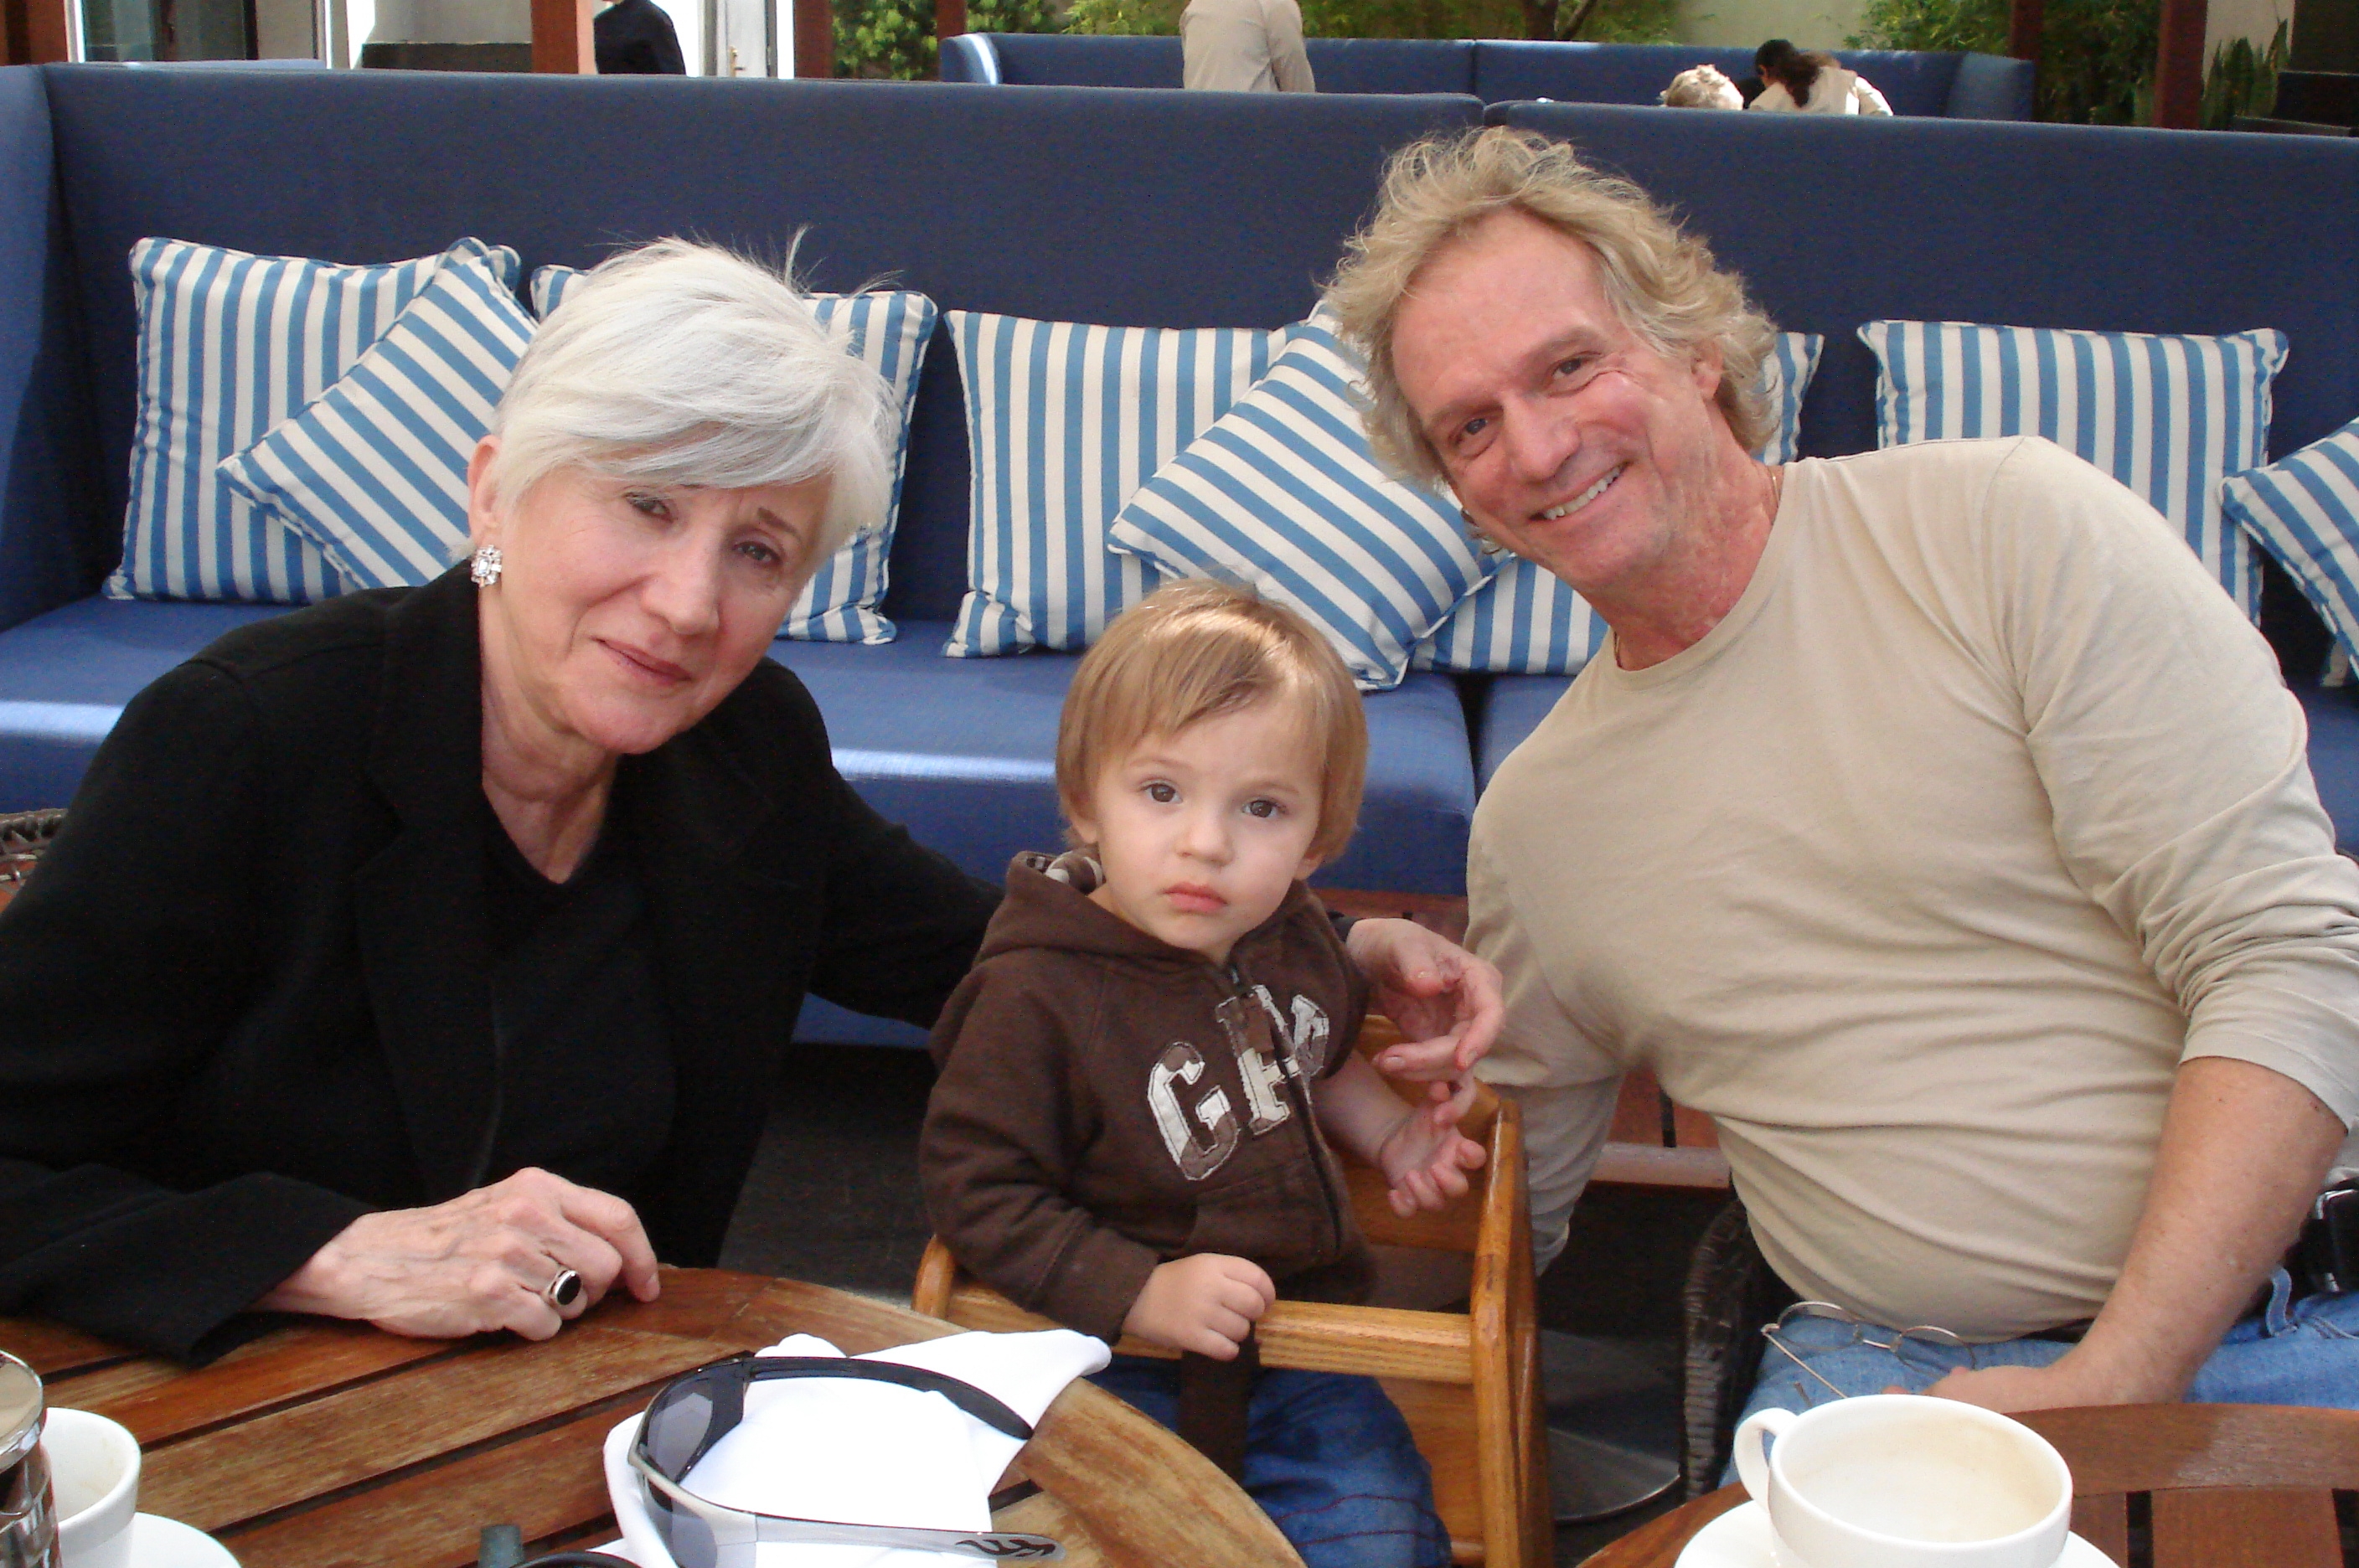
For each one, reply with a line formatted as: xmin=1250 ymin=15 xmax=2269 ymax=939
xmin=836 ymin=0 xmax=1064 ymax=79
xmin=1849 ymin=0 xmax=2159 ymax=123
xmin=2202 ymin=19 xmax=2288 ymax=128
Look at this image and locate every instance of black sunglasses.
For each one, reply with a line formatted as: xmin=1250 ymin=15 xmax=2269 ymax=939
xmin=627 ymin=1354 xmax=1063 ymax=1565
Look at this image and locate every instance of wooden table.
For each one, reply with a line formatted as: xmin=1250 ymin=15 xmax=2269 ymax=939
xmin=1583 ymin=1403 xmax=2359 ymax=1567
xmin=0 ymin=1268 xmax=1299 ymax=1567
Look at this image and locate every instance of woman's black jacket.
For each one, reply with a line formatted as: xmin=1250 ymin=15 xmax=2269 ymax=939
xmin=0 ymin=566 xmax=997 ymax=1358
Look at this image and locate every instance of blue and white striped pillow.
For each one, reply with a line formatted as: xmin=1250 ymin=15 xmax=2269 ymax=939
xmin=2222 ymin=416 xmax=2359 ymax=665
xmin=217 ymin=248 xmax=535 ymax=591
xmin=1416 ymin=332 xmax=1823 ymax=676
xmin=1859 ymin=320 xmax=2287 ymax=615
xmin=945 ymin=312 xmax=1289 ymax=657
xmin=534 ymin=265 xmax=937 ymax=644
xmin=1106 ymin=311 xmax=1494 ymax=692
xmin=112 ymin=236 xmax=519 ymax=605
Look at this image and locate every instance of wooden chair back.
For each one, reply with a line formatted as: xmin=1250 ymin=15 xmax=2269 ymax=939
xmin=912 ymin=1014 xmax=1551 ymax=1567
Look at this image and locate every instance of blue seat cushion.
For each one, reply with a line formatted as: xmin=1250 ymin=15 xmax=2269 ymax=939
xmin=770 ymin=622 xmax=1476 ymax=899
xmin=0 ymin=596 xmax=288 ymax=812
xmin=1472 ymin=673 xmax=1572 ymax=791
xmin=0 ymin=601 xmax=1476 ymax=1042
xmin=2299 ymin=682 xmax=2359 ymax=854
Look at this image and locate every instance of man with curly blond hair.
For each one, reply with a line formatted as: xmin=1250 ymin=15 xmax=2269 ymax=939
xmin=1329 ymin=126 xmax=2359 ymax=1427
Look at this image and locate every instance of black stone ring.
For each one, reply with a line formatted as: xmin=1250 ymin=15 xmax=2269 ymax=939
xmin=542 ymin=1268 xmax=583 ymax=1309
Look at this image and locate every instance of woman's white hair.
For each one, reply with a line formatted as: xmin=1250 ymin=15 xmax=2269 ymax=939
xmin=1328 ymin=126 xmax=1778 ymax=486
xmin=485 ymin=239 xmax=892 ymax=563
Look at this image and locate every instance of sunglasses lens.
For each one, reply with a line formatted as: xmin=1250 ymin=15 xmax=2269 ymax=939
xmin=645 ymin=1384 xmax=715 ymax=1477
xmin=644 ymin=1483 xmax=720 ymax=1568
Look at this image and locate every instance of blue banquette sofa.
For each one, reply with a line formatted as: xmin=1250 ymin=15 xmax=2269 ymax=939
xmin=0 ymin=66 xmax=2353 ymax=1050
xmin=937 ymin=33 xmax=2036 ymax=118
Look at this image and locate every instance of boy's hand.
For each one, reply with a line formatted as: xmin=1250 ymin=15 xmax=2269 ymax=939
xmin=1376 ymin=1076 xmax=1489 ymax=1217
xmin=1122 ymin=1253 xmax=1276 ymax=1359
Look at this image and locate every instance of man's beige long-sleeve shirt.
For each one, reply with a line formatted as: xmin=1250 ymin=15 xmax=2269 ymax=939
xmin=1180 ymin=0 xmax=1314 ymax=94
xmin=1472 ymin=438 xmax=2359 ymax=1339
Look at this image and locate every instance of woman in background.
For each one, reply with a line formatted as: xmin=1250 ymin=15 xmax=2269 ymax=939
xmin=1748 ymin=39 xmax=1892 ymax=115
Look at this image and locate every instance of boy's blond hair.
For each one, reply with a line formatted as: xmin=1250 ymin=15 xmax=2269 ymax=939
xmin=1057 ymin=580 xmax=1366 ymax=865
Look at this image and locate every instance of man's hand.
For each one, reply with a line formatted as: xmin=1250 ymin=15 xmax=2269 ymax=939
xmin=1376 ymin=1076 xmax=1489 ymax=1217
xmin=256 ymin=1167 xmax=662 ymax=1341
xmin=1906 ymin=1353 xmax=2158 ymax=1415
xmin=1344 ymin=916 xmax=1504 ymax=1090
xmin=1121 ymin=1253 xmax=1275 ymax=1359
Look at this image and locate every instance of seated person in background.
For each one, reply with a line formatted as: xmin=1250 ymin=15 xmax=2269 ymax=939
xmin=1748 ymin=38 xmax=1892 ymax=114
xmin=1660 ymin=63 xmax=1743 ymax=109
xmin=595 ymin=0 xmax=685 ymax=73
xmin=921 ymin=581 xmax=1484 ymax=1568
xmin=1181 ymin=0 xmax=1315 ymax=93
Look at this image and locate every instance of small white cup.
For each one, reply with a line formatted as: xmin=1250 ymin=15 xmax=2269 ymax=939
xmin=1733 ymin=1395 xmax=2071 ymax=1568
xmin=39 ymin=1408 xmax=140 ymax=1568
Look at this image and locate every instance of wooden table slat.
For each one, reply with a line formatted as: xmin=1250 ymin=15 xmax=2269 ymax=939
xmin=2070 ymin=1493 xmax=2129 ymax=1566
xmin=6 ymin=1274 xmax=1304 ymax=1567
xmin=55 ymin=1323 xmax=454 ymax=1446
xmin=219 ymin=1405 xmax=622 ymax=1568
xmin=0 ymin=1316 xmax=137 ymax=1377
xmin=2151 ymin=1486 xmax=2343 ymax=1568
xmin=140 ymin=1324 xmax=737 ymax=1531
xmin=2018 ymin=1405 xmax=2359 ymax=1492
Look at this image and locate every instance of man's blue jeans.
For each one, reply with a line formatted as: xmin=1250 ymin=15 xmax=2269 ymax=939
xmin=1090 ymin=1354 xmax=1453 ymax=1568
xmin=1731 ymin=1270 xmax=2359 ymax=1445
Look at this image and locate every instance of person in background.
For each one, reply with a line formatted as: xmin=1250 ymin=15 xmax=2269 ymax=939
xmin=1747 ymin=38 xmax=1892 ymax=114
xmin=596 ymin=0 xmax=685 ymax=75
xmin=1181 ymin=0 xmax=1315 ymax=94
xmin=1660 ymin=63 xmax=1743 ymax=109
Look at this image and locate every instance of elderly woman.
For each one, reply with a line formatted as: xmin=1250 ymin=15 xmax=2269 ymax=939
xmin=1329 ymin=126 xmax=2359 ymax=1422
xmin=0 ymin=241 xmax=1500 ymax=1360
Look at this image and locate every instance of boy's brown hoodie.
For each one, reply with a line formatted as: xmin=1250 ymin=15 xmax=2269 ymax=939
xmin=921 ymin=850 xmax=1376 ymax=1342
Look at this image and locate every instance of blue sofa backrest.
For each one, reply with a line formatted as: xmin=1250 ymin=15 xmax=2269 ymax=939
xmin=1310 ymin=38 xmax=1476 ymax=95
xmin=1492 ymin=102 xmax=2359 ymax=463
xmin=16 ymin=67 xmax=1480 ymax=630
xmin=943 ymin=34 xmax=2032 ymax=117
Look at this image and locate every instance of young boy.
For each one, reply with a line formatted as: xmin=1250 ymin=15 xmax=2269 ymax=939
xmin=921 ymin=581 xmax=1484 ymax=1568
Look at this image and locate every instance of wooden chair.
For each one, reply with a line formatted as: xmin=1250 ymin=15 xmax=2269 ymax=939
xmin=911 ymin=1014 xmax=1552 ymax=1567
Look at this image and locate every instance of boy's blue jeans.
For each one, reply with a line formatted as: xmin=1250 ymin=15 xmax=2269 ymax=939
xmin=1090 ymin=1354 xmax=1453 ymax=1568
xmin=1725 ymin=1270 xmax=2359 ymax=1480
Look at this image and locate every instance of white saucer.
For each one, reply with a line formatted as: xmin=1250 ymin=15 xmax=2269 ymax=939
xmin=1674 ymin=1500 xmax=2112 ymax=1567
xmin=131 ymin=1514 xmax=239 ymax=1568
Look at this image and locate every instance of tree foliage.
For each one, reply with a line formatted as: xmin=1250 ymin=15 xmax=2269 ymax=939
xmin=1848 ymin=0 xmax=2160 ymax=124
xmin=837 ymin=0 xmax=1061 ymax=78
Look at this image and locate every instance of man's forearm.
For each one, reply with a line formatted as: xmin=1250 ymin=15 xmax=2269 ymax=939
xmin=2069 ymin=1055 xmax=2344 ymax=1400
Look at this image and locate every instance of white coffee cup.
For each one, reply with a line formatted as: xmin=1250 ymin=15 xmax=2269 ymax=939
xmin=1733 ymin=1395 xmax=2071 ymax=1568
xmin=39 ymin=1408 xmax=140 ymax=1568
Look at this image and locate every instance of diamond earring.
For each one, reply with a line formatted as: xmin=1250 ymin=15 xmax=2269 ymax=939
xmin=470 ymin=545 xmax=503 ymax=586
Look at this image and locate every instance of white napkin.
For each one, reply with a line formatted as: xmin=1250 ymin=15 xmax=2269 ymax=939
xmin=600 ymin=1328 xmax=1111 ymax=1568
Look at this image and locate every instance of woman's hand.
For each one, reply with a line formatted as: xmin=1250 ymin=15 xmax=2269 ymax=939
xmin=1121 ymin=1254 xmax=1276 ymax=1359
xmin=256 ymin=1168 xmax=661 ymax=1341
xmin=1344 ymin=917 xmax=1505 ymax=1089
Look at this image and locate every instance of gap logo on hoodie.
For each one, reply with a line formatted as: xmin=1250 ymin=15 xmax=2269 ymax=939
xmin=1149 ymin=985 xmax=1331 ymax=1181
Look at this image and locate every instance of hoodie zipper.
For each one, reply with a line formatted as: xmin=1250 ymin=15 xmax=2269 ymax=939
xmin=1224 ymin=962 xmax=1348 ymax=1262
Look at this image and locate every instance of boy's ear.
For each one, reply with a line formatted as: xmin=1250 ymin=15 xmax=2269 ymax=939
xmin=1294 ymin=852 xmax=1323 ymax=883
